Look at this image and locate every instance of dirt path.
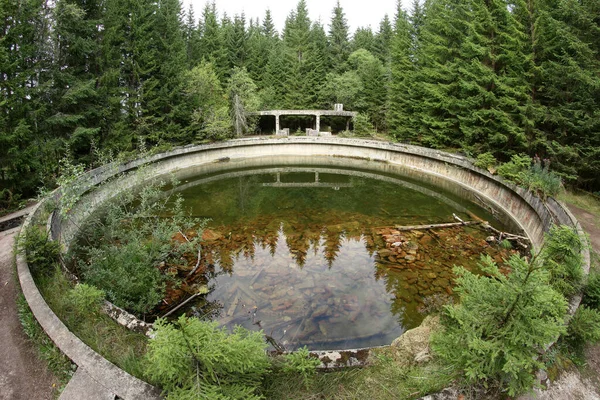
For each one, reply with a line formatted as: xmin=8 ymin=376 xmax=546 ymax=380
xmin=0 ymin=226 xmax=57 ymax=400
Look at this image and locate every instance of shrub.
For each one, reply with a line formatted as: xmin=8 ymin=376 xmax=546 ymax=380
xmin=496 ymin=154 xmax=532 ymax=182
xmin=540 ymin=225 xmax=584 ymax=297
xmin=145 ymin=316 xmax=270 ymax=400
xmin=75 ymin=180 xmax=204 ymax=317
xmin=582 ymin=271 xmax=600 ymax=309
xmin=282 ymin=346 xmax=320 ymax=389
xmin=352 ymin=113 xmax=375 ymax=137
xmin=520 ymin=158 xmax=562 ymax=199
xmin=473 ymin=152 xmax=497 ymax=171
xmin=20 ymin=226 xmax=61 ymax=277
xmin=68 ymin=284 xmax=105 ymax=315
xmin=568 ymin=306 xmax=600 ymax=343
xmin=432 ymin=254 xmax=567 ymax=396
xmin=496 ymin=154 xmax=562 ymax=199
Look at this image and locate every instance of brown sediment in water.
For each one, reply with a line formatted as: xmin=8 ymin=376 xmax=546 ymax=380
xmin=155 ymin=209 xmax=518 ymax=350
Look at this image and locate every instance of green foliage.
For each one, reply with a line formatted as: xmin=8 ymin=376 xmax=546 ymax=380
xmin=352 ymin=113 xmax=375 ymax=137
xmin=497 ymin=155 xmax=563 ymax=199
xmin=228 ymin=67 xmax=260 ymax=136
xmin=520 ymin=159 xmax=563 ymax=199
xmin=568 ymin=306 xmax=600 ymax=344
xmin=56 ymin=156 xmax=87 ymax=218
xmin=497 ymin=154 xmax=533 ymax=182
xmin=582 ymin=271 xmax=600 ymax=310
xmin=473 ymin=152 xmax=498 ymax=171
xmin=540 ymin=225 xmax=584 ymax=297
xmin=76 ymin=178 xmax=204 ymax=316
xmin=432 ymin=254 xmax=568 ymax=396
xmin=16 ymin=293 xmax=74 ymax=387
xmin=68 ymin=284 xmax=105 ymax=315
xmin=38 ymin=267 xmax=149 ymax=379
xmin=145 ymin=316 xmax=270 ymax=400
xmin=183 ymin=63 xmax=227 ymax=141
xmin=20 ymin=226 xmax=61 ymax=277
xmin=282 ymin=347 xmax=320 ymax=389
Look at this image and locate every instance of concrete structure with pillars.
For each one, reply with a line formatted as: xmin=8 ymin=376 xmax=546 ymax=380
xmin=251 ymin=109 xmax=357 ymax=133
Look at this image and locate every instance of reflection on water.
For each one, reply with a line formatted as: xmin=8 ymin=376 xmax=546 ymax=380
xmin=165 ymin=166 xmax=512 ymax=350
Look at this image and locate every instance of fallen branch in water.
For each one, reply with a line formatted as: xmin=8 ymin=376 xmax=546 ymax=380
xmin=161 ymin=293 xmax=200 ymax=319
xmin=186 ymin=247 xmax=202 ymax=278
xmin=395 ymin=220 xmax=481 ymax=231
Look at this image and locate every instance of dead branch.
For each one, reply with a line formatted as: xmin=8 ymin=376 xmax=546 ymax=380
xmin=186 ymin=247 xmax=202 ymax=278
xmin=161 ymin=293 xmax=200 ymax=319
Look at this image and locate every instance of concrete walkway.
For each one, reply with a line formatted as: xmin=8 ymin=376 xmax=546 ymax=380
xmin=0 ymin=221 xmax=57 ymax=400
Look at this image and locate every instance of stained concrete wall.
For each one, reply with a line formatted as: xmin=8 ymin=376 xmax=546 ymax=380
xmin=54 ymin=137 xmax=560 ymax=250
xmin=20 ymin=137 xmax=590 ymax=397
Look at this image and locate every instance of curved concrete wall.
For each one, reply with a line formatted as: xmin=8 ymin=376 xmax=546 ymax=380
xmin=19 ymin=137 xmax=590 ymax=397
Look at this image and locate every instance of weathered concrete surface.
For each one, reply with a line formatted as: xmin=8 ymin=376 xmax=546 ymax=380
xmin=59 ymin=368 xmax=116 ymax=400
xmin=0 ymin=226 xmax=57 ymax=400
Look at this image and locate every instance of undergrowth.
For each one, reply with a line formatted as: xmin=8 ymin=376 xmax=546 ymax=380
xmin=261 ymin=347 xmax=455 ymax=400
xmin=15 ymin=292 xmax=74 ymax=391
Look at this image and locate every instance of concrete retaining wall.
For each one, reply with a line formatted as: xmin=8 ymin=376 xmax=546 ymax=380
xmin=19 ymin=137 xmax=590 ymax=397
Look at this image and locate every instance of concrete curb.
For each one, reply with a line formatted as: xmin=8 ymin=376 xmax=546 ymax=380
xmin=18 ymin=137 xmax=590 ymax=398
xmin=17 ymin=203 xmax=161 ymax=399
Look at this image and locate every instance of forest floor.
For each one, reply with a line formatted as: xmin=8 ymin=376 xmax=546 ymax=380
xmin=0 ymin=221 xmax=58 ymax=400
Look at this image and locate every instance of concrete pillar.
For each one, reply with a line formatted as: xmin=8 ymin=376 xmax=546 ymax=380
xmin=315 ymin=114 xmax=320 ymax=132
xmin=276 ymin=172 xmax=280 ymax=183
xmin=346 ymin=117 xmax=350 ymax=131
xmin=315 ymin=172 xmax=319 ymax=182
xmin=275 ymin=115 xmax=280 ymax=133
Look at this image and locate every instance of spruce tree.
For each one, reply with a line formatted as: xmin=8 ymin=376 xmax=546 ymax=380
xmin=199 ymin=1 xmax=228 ymax=80
xmin=184 ymin=5 xmax=203 ymax=67
xmin=388 ymin=5 xmax=417 ymax=141
xmin=373 ymin=14 xmax=393 ymax=63
xmin=48 ymin=0 xmax=104 ymax=162
xmin=328 ymin=0 xmax=351 ymax=72
xmin=0 ymin=0 xmax=54 ymax=193
xmin=352 ymin=27 xmax=376 ymax=53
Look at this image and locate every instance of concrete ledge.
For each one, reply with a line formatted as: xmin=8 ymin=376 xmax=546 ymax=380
xmin=18 ymin=137 xmax=590 ymax=399
xmin=17 ymin=204 xmax=161 ymax=400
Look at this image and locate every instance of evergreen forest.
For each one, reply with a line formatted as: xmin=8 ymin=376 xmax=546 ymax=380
xmin=2 ymin=0 xmax=600 ymax=206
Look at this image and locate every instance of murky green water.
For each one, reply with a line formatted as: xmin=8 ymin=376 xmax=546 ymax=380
xmin=167 ymin=163 xmax=511 ymax=350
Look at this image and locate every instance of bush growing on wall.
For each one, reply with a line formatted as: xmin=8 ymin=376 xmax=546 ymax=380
xmin=74 ymin=179 xmax=204 ymax=317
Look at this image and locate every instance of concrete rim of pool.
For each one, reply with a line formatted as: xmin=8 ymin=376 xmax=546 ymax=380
xmin=17 ymin=137 xmax=590 ymax=399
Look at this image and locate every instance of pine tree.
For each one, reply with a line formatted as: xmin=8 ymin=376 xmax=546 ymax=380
xmin=373 ymin=14 xmax=393 ymax=63
xmin=432 ymin=254 xmax=567 ymax=396
xmin=328 ymin=0 xmax=351 ymax=72
xmin=184 ymin=5 xmax=203 ymax=67
xmin=48 ymin=0 xmax=104 ymax=163
xmin=352 ymin=27 xmax=376 ymax=53
xmin=388 ymin=4 xmax=417 ymax=140
xmin=143 ymin=0 xmax=187 ymax=144
xmin=280 ymin=0 xmax=314 ymax=108
xmin=348 ymin=49 xmax=386 ymax=130
xmin=199 ymin=1 xmax=228 ymax=80
xmin=0 ymin=0 xmax=54 ymax=193
xmin=409 ymin=0 xmax=468 ymax=148
xmin=225 ymin=14 xmax=248 ymax=70
xmin=524 ymin=0 xmax=600 ymax=189
xmin=452 ymin=0 xmax=529 ymax=155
